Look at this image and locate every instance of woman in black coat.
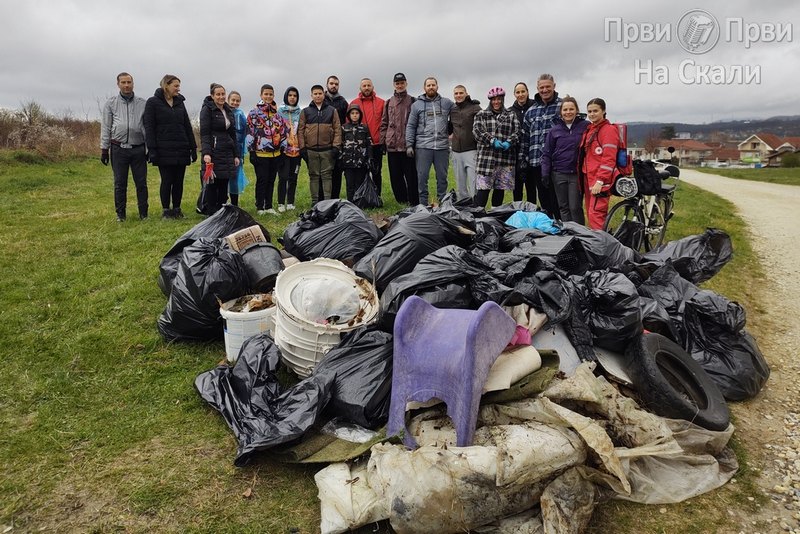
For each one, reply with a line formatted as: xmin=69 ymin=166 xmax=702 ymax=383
xmin=143 ymin=74 xmax=197 ymax=219
xmin=198 ymin=83 xmax=240 ymax=215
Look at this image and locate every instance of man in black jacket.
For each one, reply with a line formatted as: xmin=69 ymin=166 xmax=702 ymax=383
xmin=449 ymin=85 xmax=480 ymax=201
xmin=324 ymin=75 xmax=348 ymax=199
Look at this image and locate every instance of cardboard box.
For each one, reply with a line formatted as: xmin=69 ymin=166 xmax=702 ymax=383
xmin=225 ymin=225 xmax=267 ymax=252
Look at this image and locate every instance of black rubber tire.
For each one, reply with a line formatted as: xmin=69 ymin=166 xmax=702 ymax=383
xmin=603 ymin=199 xmax=644 ymax=251
xmin=625 ymin=333 xmax=730 ymax=431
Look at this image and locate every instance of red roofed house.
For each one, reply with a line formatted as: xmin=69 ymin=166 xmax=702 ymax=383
xmin=737 ymin=133 xmax=785 ymax=163
xmin=655 ymin=139 xmax=713 ymax=165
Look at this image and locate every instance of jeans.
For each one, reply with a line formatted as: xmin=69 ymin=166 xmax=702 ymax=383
xmin=415 ymin=148 xmax=449 ymax=205
xmin=111 ymin=144 xmax=148 ymax=218
xmin=451 ymin=150 xmax=476 ymax=200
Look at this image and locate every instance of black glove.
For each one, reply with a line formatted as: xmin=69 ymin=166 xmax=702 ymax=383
xmin=100 ymin=149 xmax=109 ymax=166
xmin=148 ymin=150 xmax=158 ymax=164
xmin=541 ymin=172 xmax=552 ymax=188
xmin=331 ymin=147 xmax=339 ymax=160
xmin=380 ymin=144 xmax=387 ymax=155
xmin=300 ymin=148 xmax=308 ymax=163
xmin=190 ymin=149 xmax=198 ymax=163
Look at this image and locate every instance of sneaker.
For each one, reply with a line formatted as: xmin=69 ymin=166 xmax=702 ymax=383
xmin=286 ymin=203 xmax=295 ymax=210
xmin=265 ymin=208 xmax=277 ymax=215
xmin=116 ymin=216 xmax=126 ymax=222
xmin=139 ymin=215 xmax=148 ymax=221
xmin=173 ymin=208 xmax=185 ymax=219
xmin=257 ymin=209 xmax=267 ymax=215
xmin=162 ymin=209 xmax=173 ymax=219
xmin=277 ymin=204 xmax=286 ymax=213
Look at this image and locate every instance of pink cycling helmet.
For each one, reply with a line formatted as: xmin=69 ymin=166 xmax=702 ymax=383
xmin=487 ymin=86 xmax=506 ymax=98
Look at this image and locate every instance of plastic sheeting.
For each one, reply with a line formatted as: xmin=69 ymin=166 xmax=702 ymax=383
xmin=280 ymin=199 xmax=382 ymax=263
xmin=157 ymin=238 xmax=250 ymax=341
xmin=157 ymin=204 xmax=267 ymax=296
xmin=637 ymin=262 xmax=770 ymax=401
xmin=316 ymin=363 xmax=737 ymax=533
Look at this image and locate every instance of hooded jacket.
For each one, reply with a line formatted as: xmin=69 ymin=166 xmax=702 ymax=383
xmin=472 ymin=103 xmax=520 ymax=177
xmin=541 ymin=115 xmax=589 ymax=177
xmin=405 ymin=92 xmax=455 ymax=151
xmin=449 ymin=96 xmax=481 ymax=153
xmin=246 ymin=100 xmax=288 ymax=157
xmin=579 ymin=118 xmax=621 ymax=192
xmin=297 ymin=100 xmax=342 ymax=151
xmin=277 ymin=86 xmax=302 ymax=158
xmin=350 ymin=92 xmax=385 ymax=145
xmin=143 ymin=88 xmax=196 ymax=166
xmin=325 ymin=91 xmax=349 ymax=125
xmin=380 ymin=90 xmax=415 ymax=152
xmin=340 ymin=104 xmax=371 ymax=169
xmin=199 ymin=95 xmax=239 ymax=181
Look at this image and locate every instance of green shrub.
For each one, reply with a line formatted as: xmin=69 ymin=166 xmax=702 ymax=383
xmin=781 ymin=152 xmax=800 ymax=168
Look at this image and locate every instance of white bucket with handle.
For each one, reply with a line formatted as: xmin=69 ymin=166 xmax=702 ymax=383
xmin=220 ymin=294 xmax=276 ymax=364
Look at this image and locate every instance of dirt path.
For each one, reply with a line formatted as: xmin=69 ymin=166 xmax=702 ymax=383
xmin=681 ymin=169 xmax=800 ymax=532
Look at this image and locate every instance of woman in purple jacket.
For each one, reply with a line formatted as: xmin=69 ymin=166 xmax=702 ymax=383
xmin=540 ymin=96 xmax=589 ymax=224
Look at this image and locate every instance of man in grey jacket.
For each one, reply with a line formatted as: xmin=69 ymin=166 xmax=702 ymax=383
xmin=101 ymin=72 xmax=148 ymax=221
xmin=405 ymin=77 xmax=454 ymax=205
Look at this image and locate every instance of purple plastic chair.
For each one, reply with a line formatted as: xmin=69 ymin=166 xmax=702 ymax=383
xmin=388 ymin=295 xmax=517 ymax=448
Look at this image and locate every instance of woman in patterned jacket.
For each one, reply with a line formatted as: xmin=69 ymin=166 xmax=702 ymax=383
xmin=472 ymin=86 xmax=521 ymax=208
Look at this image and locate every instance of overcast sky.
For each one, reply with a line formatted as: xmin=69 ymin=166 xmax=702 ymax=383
xmin=1 ymin=0 xmax=797 ymax=124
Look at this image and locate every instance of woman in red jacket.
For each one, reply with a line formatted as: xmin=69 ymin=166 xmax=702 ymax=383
xmin=578 ymin=97 xmax=620 ymax=229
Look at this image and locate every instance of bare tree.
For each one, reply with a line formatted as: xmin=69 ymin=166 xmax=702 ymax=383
xmin=644 ymin=129 xmax=660 ymax=158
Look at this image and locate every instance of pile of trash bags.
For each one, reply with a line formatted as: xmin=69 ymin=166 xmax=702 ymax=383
xmin=155 ymin=197 xmax=769 ymax=532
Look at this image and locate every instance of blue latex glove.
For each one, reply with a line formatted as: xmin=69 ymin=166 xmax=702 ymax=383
xmin=492 ymin=138 xmax=503 ymax=149
xmin=501 ymin=141 xmax=511 ymax=151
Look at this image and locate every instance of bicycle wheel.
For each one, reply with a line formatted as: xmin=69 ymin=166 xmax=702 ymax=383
xmin=603 ymin=200 xmax=645 ymax=251
xmin=642 ymin=200 xmax=666 ymax=252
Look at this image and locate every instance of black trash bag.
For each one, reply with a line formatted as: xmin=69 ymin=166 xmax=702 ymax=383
xmin=499 ymin=228 xmax=547 ymax=251
xmin=379 ymin=245 xmax=486 ymax=330
xmin=157 ymin=238 xmax=250 ymax=342
xmin=637 ymin=262 xmax=769 ymax=401
xmin=473 ymin=217 xmax=513 ymax=252
xmin=279 ymin=199 xmax=382 ymax=264
xmin=312 ymin=327 xmax=394 ymax=429
xmin=560 ymin=221 xmax=640 ymax=270
xmin=571 ymin=270 xmax=643 ymax=352
xmin=485 ymin=201 xmax=540 ymax=221
xmin=353 ymin=174 xmax=383 ymax=209
xmin=641 ymin=228 xmax=733 ymax=284
xmin=439 ymin=191 xmax=488 ymax=218
xmin=354 ymin=211 xmax=475 ymax=292
xmin=195 ymin=333 xmax=332 ymax=466
xmin=639 ymin=295 xmax=680 ymax=340
xmin=158 ymin=205 xmax=267 ymax=296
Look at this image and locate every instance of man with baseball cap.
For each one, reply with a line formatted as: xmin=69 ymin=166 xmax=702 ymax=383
xmin=380 ymin=72 xmax=418 ymax=205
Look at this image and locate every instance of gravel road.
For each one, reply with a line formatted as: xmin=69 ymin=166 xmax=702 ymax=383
xmin=681 ymin=169 xmax=800 ymax=533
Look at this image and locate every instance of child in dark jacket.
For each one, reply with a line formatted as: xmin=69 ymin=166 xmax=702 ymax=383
xmin=340 ymin=104 xmax=372 ymax=201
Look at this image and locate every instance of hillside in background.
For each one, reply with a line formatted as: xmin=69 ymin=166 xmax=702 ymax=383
xmin=627 ymin=115 xmax=800 ymax=145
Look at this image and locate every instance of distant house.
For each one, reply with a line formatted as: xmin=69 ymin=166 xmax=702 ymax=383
xmin=737 ymin=132 xmax=785 ymax=162
xmin=708 ymin=146 xmax=741 ymax=166
xmin=765 ymin=147 xmax=798 ymax=167
xmin=655 ymin=139 xmax=713 ymax=165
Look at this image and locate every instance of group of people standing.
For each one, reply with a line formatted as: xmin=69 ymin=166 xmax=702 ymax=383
xmin=101 ymin=71 xmax=621 ymax=229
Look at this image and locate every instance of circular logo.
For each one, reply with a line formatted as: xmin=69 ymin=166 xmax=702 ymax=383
xmin=676 ymin=9 xmax=720 ymax=54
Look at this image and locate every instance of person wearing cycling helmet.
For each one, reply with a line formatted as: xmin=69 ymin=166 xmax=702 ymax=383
xmin=472 ymin=86 xmax=520 ymax=208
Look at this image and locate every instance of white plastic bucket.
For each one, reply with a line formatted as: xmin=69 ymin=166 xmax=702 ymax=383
xmin=274 ymin=258 xmax=379 ymax=377
xmin=220 ymin=296 xmax=276 ymax=364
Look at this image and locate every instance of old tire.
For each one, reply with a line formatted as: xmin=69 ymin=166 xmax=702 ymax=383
xmin=625 ymin=332 xmax=730 ymax=431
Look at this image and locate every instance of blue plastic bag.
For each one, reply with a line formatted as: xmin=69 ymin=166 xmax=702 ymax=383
xmin=504 ymin=211 xmax=559 ymax=234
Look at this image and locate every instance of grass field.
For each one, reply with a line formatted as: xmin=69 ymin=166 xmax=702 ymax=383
xmin=0 ymin=153 xmax=769 ymax=532
xmin=697 ymin=166 xmax=800 ymax=185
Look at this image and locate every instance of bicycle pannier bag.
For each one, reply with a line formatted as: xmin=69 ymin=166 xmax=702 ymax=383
xmin=633 ymin=159 xmax=661 ymax=196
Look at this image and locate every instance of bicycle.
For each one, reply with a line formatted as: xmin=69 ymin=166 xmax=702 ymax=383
xmin=602 ymin=160 xmax=680 ymax=253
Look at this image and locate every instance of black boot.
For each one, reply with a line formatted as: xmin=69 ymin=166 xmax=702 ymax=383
xmin=162 ymin=208 xmax=174 ymax=219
